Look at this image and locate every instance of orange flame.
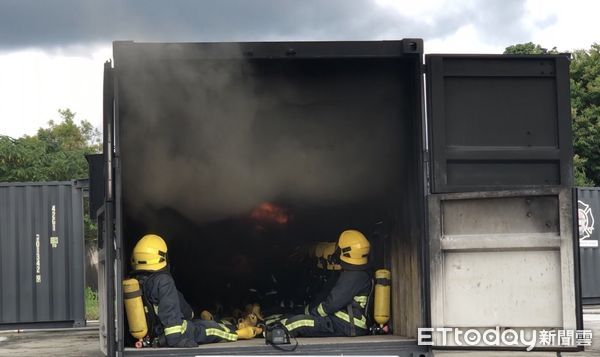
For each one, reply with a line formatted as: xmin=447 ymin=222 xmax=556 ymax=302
xmin=250 ymin=202 xmax=289 ymax=224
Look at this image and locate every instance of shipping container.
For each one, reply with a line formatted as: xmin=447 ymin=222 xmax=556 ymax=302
xmin=94 ymin=39 xmax=582 ymax=355
xmin=577 ymin=187 xmax=600 ymax=304
xmin=0 ymin=181 xmax=86 ymax=329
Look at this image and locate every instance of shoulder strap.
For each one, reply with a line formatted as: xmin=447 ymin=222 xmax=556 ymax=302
xmin=133 ymin=272 xmax=165 ymax=345
xmin=347 ymin=304 xmax=356 ymax=337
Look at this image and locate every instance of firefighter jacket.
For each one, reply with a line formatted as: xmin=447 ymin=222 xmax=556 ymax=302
xmin=136 ymin=269 xmax=195 ymax=346
xmin=309 ymin=269 xmax=372 ymax=331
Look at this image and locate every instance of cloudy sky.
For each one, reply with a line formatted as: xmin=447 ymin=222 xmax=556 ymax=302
xmin=0 ymin=0 xmax=598 ymax=138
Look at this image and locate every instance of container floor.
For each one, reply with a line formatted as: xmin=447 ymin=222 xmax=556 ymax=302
xmin=124 ymin=334 xmax=424 ymax=356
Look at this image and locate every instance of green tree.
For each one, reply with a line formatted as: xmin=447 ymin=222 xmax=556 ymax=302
xmin=504 ymin=42 xmax=558 ymax=55
xmin=569 ymin=44 xmax=600 ymax=186
xmin=0 ymin=109 xmax=100 ymax=182
xmin=37 ymin=109 xmax=101 ymax=152
xmin=504 ymin=43 xmax=600 ymax=186
xmin=0 ymin=109 xmax=101 ymax=241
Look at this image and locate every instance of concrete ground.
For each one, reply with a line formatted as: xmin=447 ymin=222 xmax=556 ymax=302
xmin=0 ymin=326 xmax=103 ymax=357
xmin=563 ymin=312 xmax=600 ymax=357
xmin=1 ymin=314 xmax=599 ymax=356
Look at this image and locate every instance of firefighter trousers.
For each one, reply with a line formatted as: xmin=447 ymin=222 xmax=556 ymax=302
xmin=282 ymin=314 xmax=348 ymax=337
xmin=188 ymin=319 xmax=239 ymax=344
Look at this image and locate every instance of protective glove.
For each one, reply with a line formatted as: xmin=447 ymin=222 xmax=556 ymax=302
xmin=236 ymin=326 xmax=263 ymax=340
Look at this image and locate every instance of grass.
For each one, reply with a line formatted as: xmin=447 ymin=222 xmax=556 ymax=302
xmin=85 ymin=287 xmax=99 ymax=321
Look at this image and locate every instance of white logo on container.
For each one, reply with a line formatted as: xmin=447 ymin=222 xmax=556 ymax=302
xmin=579 ymin=200 xmax=597 ymax=248
xmin=51 ymin=205 xmax=56 ymax=232
xmin=35 ymin=234 xmax=41 ymax=283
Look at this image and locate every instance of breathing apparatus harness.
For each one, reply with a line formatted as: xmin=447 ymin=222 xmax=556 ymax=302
xmin=128 ymin=269 xmax=170 ymax=348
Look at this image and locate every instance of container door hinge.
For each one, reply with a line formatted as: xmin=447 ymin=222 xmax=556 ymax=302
xmin=423 ymin=149 xmax=431 ymax=193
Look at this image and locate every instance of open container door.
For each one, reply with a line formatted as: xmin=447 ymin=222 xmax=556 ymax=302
xmin=425 ymin=54 xmax=582 ymax=351
xmin=98 ymin=60 xmax=119 ymax=357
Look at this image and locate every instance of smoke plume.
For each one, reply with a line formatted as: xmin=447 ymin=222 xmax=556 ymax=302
xmin=118 ymin=44 xmax=407 ymax=224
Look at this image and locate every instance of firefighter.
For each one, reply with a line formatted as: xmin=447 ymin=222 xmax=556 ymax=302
xmin=130 ymin=234 xmax=239 ymax=347
xmin=281 ymin=230 xmax=372 ymax=337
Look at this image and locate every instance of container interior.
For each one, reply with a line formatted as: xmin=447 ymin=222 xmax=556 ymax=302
xmin=116 ymin=52 xmax=425 ymax=346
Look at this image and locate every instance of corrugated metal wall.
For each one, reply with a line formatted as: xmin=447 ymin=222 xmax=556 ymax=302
xmin=578 ymin=187 xmax=600 ymax=305
xmin=0 ymin=182 xmax=85 ymax=328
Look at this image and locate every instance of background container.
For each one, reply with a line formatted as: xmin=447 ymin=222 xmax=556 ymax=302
xmin=0 ymin=181 xmax=86 ymax=329
xmin=578 ymin=187 xmax=600 ymax=305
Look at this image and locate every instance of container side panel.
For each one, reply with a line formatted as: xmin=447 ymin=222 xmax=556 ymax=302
xmin=19 ymin=186 xmax=34 ymax=322
xmin=578 ymin=187 xmax=600 ymax=303
xmin=9 ymin=187 xmax=22 ymax=321
xmin=429 ymin=188 xmax=577 ymax=350
xmin=442 ymin=57 xmax=557 ymax=76
xmin=37 ymin=186 xmax=46 ymax=320
xmin=444 ymin=77 xmax=557 ymax=147
xmin=581 ymin=248 xmax=600 ymax=303
xmin=443 ymin=250 xmax=562 ymax=327
xmin=447 ymin=161 xmax=560 ymax=187
xmin=0 ymin=187 xmax=18 ymax=323
xmin=0 ymin=183 xmax=85 ymax=328
xmin=20 ymin=186 xmax=38 ymax=322
xmin=52 ymin=184 xmax=68 ymax=320
xmin=70 ymin=186 xmax=86 ymax=325
xmin=0 ymin=189 xmax=4 ymax=321
xmin=442 ymin=196 xmax=559 ymax=235
xmin=64 ymin=184 xmax=73 ymax=320
xmin=36 ymin=185 xmax=51 ymax=321
xmin=427 ymin=55 xmax=573 ymax=193
xmin=10 ymin=186 xmax=19 ymax=323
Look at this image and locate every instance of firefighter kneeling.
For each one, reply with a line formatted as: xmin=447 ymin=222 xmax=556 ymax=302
xmin=282 ymin=230 xmax=372 ymax=337
xmin=124 ymin=234 xmax=253 ymax=348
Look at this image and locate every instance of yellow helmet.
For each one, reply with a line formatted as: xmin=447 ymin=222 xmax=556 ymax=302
xmin=322 ymin=242 xmax=342 ymax=270
xmin=338 ymin=230 xmax=370 ymax=266
xmin=131 ymin=234 xmax=168 ymax=271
